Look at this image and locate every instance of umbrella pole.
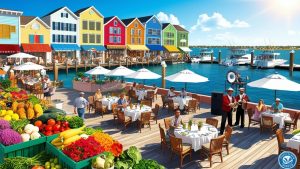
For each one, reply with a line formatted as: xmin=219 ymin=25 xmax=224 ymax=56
xmin=143 ymin=79 xmax=145 ymax=85
xmin=185 ymin=83 xmax=187 ymax=91
xmin=274 ymin=90 xmax=277 ymax=101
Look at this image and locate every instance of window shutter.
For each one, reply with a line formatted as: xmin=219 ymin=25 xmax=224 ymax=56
xmin=29 ymin=35 xmax=34 ymax=43
xmin=34 ymin=35 xmax=40 ymax=43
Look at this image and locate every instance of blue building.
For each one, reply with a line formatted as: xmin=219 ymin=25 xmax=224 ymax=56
xmin=138 ymin=15 xmax=164 ymax=57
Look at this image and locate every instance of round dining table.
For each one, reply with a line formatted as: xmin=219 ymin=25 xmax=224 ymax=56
xmin=101 ymin=96 xmax=118 ymax=110
xmin=261 ymin=111 xmax=290 ymax=128
xmin=172 ymin=96 xmax=193 ymax=110
xmin=174 ymin=123 xmax=218 ymax=151
xmin=288 ymin=133 xmax=300 ymax=152
xmin=124 ymin=105 xmax=152 ymax=121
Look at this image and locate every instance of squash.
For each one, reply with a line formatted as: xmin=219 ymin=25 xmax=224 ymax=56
xmin=27 ymin=108 xmax=35 ymax=120
xmin=17 ymin=102 xmax=25 ymax=109
xmin=35 ymin=108 xmax=66 ymax=123
xmin=12 ymin=101 xmax=18 ymax=112
xmin=17 ymin=108 xmax=27 ymax=119
xmin=34 ymin=104 xmax=43 ymax=118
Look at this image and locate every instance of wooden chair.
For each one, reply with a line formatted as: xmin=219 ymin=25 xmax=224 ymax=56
xmin=151 ymin=104 xmax=159 ymax=124
xmin=276 ymin=129 xmax=289 ymax=155
xmin=164 ymin=118 xmax=172 ymax=130
xmin=285 ymin=112 xmax=299 ymax=130
xmin=206 ymin=118 xmax=218 ymax=128
xmin=247 ymin=108 xmax=260 ymax=129
xmin=94 ymin=101 xmax=107 ymax=118
xmin=146 ymin=90 xmax=155 ymax=102
xmin=138 ymin=112 xmax=151 ymax=132
xmin=186 ymin=100 xmax=197 ymax=114
xmin=141 ymin=99 xmax=152 ymax=108
xmin=159 ymin=123 xmax=170 ymax=151
xmin=260 ymin=116 xmax=277 ymax=134
xmin=117 ymin=110 xmax=132 ymax=130
xmin=161 ymin=95 xmax=168 ymax=108
xmin=223 ymin=125 xmax=233 ymax=155
xmin=202 ymin=135 xmax=225 ymax=167
xmin=169 ymin=135 xmax=192 ymax=168
xmin=88 ymin=96 xmax=95 ymax=113
xmin=168 ymin=100 xmax=177 ymax=113
xmin=111 ymin=103 xmax=118 ymax=122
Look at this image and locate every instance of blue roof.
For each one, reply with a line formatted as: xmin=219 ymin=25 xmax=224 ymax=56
xmin=81 ymin=45 xmax=106 ymax=51
xmin=51 ymin=44 xmax=80 ymax=51
xmin=146 ymin=45 xmax=165 ymax=51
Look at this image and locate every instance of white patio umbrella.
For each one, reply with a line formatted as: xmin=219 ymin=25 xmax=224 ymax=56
xmin=85 ymin=66 xmax=110 ymax=75
xmin=165 ymin=69 xmax=209 ymax=89
xmin=125 ymin=68 xmax=161 ymax=84
xmin=105 ymin=66 xmax=135 ymax=77
xmin=7 ymin=52 xmax=37 ymax=64
xmin=247 ymin=73 xmax=300 ymax=100
xmin=13 ymin=62 xmax=44 ymax=71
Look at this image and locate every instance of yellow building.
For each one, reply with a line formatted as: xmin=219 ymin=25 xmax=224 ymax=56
xmin=20 ymin=16 xmax=52 ymax=64
xmin=75 ymin=6 xmax=105 ymax=62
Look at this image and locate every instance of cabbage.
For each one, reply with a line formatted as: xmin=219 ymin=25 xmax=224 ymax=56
xmin=0 ymin=120 xmax=11 ymax=130
xmin=0 ymin=129 xmax=22 ymax=146
xmin=127 ymin=146 xmax=142 ymax=164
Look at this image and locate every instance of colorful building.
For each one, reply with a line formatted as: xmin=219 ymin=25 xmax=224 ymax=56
xmin=138 ymin=15 xmax=164 ymax=57
xmin=42 ymin=6 xmax=80 ymax=63
xmin=20 ymin=16 xmax=52 ymax=64
xmin=173 ymin=25 xmax=191 ymax=54
xmin=0 ymin=8 xmax=22 ymax=56
xmin=162 ymin=23 xmax=180 ymax=55
xmin=122 ymin=18 xmax=148 ymax=58
xmin=104 ymin=16 xmax=126 ymax=63
xmin=75 ymin=6 xmax=105 ymax=64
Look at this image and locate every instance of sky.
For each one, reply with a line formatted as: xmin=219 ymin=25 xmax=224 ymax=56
xmin=1 ymin=0 xmax=300 ymax=46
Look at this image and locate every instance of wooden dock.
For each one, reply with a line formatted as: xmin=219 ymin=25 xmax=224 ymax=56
xmin=275 ymin=64 xmax=300 ymax=71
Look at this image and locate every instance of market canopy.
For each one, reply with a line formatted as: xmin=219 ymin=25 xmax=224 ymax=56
xmin=0 ymin=44 xmax=20 ymax=54
xmin=13 ymin=62 xmax=45 ymax=71
xmin=127 ymin=45 xmax=149 ymax=51
xmin=105 ymin=66 xmax=135 ymax=77
xmin=7 ymin=52 xmax=37 ymax=59
xmin=85 ymin=66 xmax=110 ymax=75
xmin=51 ymin=44 xmax=81 ymax=51
xmin=163 ymin=45 xmax=180 ymax=53
xmin=126 ymin=68 xmax=161 ymax=79
xmin=105 ymin=45 xmax=126 ymax=50
xmin=21 ymin=44 xmax=52 ymax=53
xmin=81 ymin=45 xmax=106 ymax=51
xmin=247 ymin=73 xmax=300 ymax=99
xmin=146 ymin=45 xmax=165 ymax=51
xmin=179 ymin=47 xmax=192 ymax=52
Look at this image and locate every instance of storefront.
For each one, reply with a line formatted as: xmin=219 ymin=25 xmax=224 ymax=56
xmin=81 ymin=45 xmax=106 ymax=64
xmin=105 ymin=45 xmax=126 ymax=64
xmin=51 ymin=44 xmax=80 ymax=64
xmin=163 ymin=45 xmax=181 ymax=59
xmin=127 ymin=45 xmax=149 ymax=62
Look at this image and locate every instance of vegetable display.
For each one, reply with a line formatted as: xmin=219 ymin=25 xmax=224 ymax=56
xmin=92 ymin=152 xmax=115 ymax=169
xmin=36 ymin=108 xmax=66 ymax=123
xmin=0 ymin=128 xmax=22 ymax=146
xmin=65 ymin=116 xmax=84 ymax=129
xmin=51 ymin=126 xmax=85 ymax=149
xmin=132 ymin=159 xmax=165 ymax=169
xmin=35 ymin=118 xmax=71 ymax=136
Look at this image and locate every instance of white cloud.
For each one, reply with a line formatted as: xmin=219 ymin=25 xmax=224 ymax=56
xmin=190 ymin=12 xmax=250 ymax=32
xmin=157 ymin=12 xmax=184 ymax=27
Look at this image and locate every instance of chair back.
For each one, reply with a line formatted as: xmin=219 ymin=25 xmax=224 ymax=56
xmin=152 ymin=104 xmax=159 ymax=116
xmin=95 ymin=101 xmax=102 ymax=109
xmin=169 ymin=135 xmax=183 ymax=154
xmin=140 ymin=112 xmax=151 ymax=124
xmin=147 ymin=91 xmax=154 ymax=99
xmin=206 ymin=118 xmax=218 ymax=128
xmin=159 ymin=123 xmax=167 ymax=144
xmin=247 ymin=108 xmax=253 ymax=119
xmin=141 ymin=100 xmax=152 ymax=107
xmin=111 ymin=103 xmax=118 ymax=113
xmin=164 ymin=118 xmax=172 ymax=130
xmin=224 ymin=125 xmax=233 ymax=143
xmin=293 ymin=112 xmax=299 ymax=126
xmin=88 ymin=96 xmax=94 ymax=104
xmin=262 ymin=116 xmax=273 ymax=127
xmin=188 ymin=100 xmax=197 ymax=110
xmin=210 ymin=135 xmax=225 ymax=154
xmin=276 ymin=129 xmax=284 ymax=145
xmin=117 ymin=110 xmax=125 ymax=122
xmin=168 ymin=100 xmax=175 ymax=110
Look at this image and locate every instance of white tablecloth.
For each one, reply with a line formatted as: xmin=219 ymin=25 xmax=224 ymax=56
xmin=101 ymin=97 xmax=118 ymax=110
xmin=124 ymin=105 xmax=152 ymax=121
xmin=174 ymin=123 xmax=218 ymax=151
xmin=287 ymin=134 xmax=300 ymax=152
xmin=172 ymin=96 xmax=193 ymax=110
xmin=136 ymin=90 xmax=148 ymax=101
xmin=261 ymin=112 xmax=290 ymax=128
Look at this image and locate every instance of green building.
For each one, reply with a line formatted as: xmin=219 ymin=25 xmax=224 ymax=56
xmin=162 ymin=23 xmax=180 ymax=53
xmin=174 ymin=25 xmax=191 ymax=53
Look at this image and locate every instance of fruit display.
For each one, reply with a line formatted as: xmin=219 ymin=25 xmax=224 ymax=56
xmin=43 ymin=157 xmax=62 ymax=169
xmin=51 ymin=126 xmax=85 ymax=149
xmin=37 ymin=108 xmax=66 ymax=123
xmin=36 ymin=119 xmax=71 ymax=136
xmin=92 ymin=152 xmax=115 ymax=169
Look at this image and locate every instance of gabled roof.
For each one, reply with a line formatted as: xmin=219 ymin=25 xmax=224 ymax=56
xmin=138 ymin=15 xmax=153 ymax=23
xmin=121 ymin=17 xmax=136 ymax=26
xmin=42 ymin=7 xmax=64 ymax=17
xmin=104 ymin=16 xmax=126 ymax=27
xmin=42 ymin=6 xmax=78 ymax=19
xmin=162 ymin=23 xmax=171 ymax=29
xmin=20 ymin=16 xmax=50 ymax=28
xmin=0 ymin=8 xmax=23 ymax=15
xmin=74 ymin=6 xmax=103 ymax=18
xmin=173 ymin=25 xmax=188 ymax=32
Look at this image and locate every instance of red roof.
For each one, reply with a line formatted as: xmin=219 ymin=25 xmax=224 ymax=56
xmin=22 ymin=44 xmax=52 ymax=52
xmin=0 ymin=44 xmax=20 ymax=53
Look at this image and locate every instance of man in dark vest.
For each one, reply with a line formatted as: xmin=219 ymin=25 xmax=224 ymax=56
xmin=234 ymin=88 xmax=249 ymax=128
xmin=220 ymin=87 xmax=236 ymax=135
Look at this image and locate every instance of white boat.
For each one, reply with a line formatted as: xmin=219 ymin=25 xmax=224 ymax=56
xmin=199 ymin=48 xmax=215 ymax=63
xmin=190 ymin=55 xmax=201 ymax=63
xmin=254 ymin=51 xmax=286 ymax=68
xmin=221 ymin=49 xmax=251 ymax=66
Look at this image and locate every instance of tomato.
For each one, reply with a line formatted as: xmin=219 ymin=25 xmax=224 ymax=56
xmin=62 ymin=121 xmax=69 ymax=128
xmin=45 ymin=131 xmax=53 ymax=136
xmin=45 ymin=125 xmax=53 ymax=131
xmin=53 ymin=130 xmax=60 ymax=134
xmin=47 ymin=119 xmax=56 ymax=126
xmin=53 ymin=124 xmax=61 ymax=131
xmin=32 ymin=166 xmax=45 ymax=169
xmin=60 ymin=127 xmax=65 ymax=132
xmin=56 ymin=121 xmax=61 ymax=125
xmin=34 ymin=120 xmax=43 ymax=127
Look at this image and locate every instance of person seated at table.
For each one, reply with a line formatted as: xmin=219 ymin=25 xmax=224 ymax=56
xmin=94 ymin=89 xmax=103 ymax=101
xmin=117 ymin=94 xmax=128 ymax=108
xmin=252 ymin=99 xmax=267 ymax=121
xmin=131 ymin=82 xmax=137 ymax=91
xmin=168 ymin=109 xmax=183 ymax=135
xmin=168 ymin=87 xmax=176 ymax=98
xmin=271 ymin=98 xmax=284 ymax=113
xmin=179 ymin=88 xmax=187 ymax=98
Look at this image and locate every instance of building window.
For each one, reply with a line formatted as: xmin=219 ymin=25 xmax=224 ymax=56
xmin=109 ymin=36 xmax=113 ymax=43
xmin=147 ymin=38 xmax=160 ymax=45
xmin=109 ymin=27 xmax=113 ymax=34
xmin=113 ymin=36 xmax=117 ymax=43
xmin=96 ymin=35 xmax=101 ymax=43
xmin=82 ymin=21 xmax=88 ymax=30
xmin=117 ymin=36 xmax=121 ymax=43
xmin=113 ymin=28 xmax=117 ymax=34
xmin=82 ymin=34 xmax=88 ymax=43
xmin=138 ymin=38 xmax=141 ymax=44
xmin=138 ymin=29 xmax=141 ymax=36
xmin=63 ymin=23 xmax=68 ymax=31
xmin=117 ymin=28 xmax=121 ymax=34
xmin=89 ymin=34 xmax=95 ymax=43
xmin=114 ymin=20 xmax=118 ymax=26
xmin=131 ymin=28 xmax=134 ymax=35
xmin=134 ymin=22 xmax=138 ymax=28
xmin=89 ymin=21 xmax=95 ymax=30
xmin=61 ymin=13 xmax=68 ymax=18
xmin=131 ymin=37 xmax=134 ymax=44
xmin=0 ymin=24 xmax=15 ymax=39
xmin=61 ymin=35 xmax=64 ymax=43
xmin=153 ymin=18 xmax=156 ymax=23
xmin=52 ymin=34 xmax=55 ymax=42
xmin=148 ymin=29 xmax=152 ymax=35
xmin=96 ymin=22 xmax=101 ymax=31
xmin=61 ymin=23 xmax=64 ymax=31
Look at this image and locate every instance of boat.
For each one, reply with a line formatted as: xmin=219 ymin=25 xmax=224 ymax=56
xmin=199 ymin=48 xmax=215 ymax=63
xmin=221 ymin=49 xmax=251 ymax=66
xmin=190 ymin=55 xmax=201 ymax=63
xmin=254 ymin=50 xmax=286 ymax=68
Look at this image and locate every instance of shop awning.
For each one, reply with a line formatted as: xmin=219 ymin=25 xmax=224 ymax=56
xmin=22 ymin=44 xmax=51 ymax=53
xmin=179 ymin=47 xmax=192 ymax=52
xmin=51 ymin=44 xmax=81 ymax=51
xmin=81 ymin=45 xmax=106 ymax=51
xmin=127 ymin=45 xmax=149 ymax=51
xmin=0 ymin=44 xmax=20 ymax=54
xmin=146 ymin=45 xmax=165 ymax=51
xmin=106 ymin=45 xmax=126 ymax=50
xmin=163 ymin=45 xmax=180 ymax=53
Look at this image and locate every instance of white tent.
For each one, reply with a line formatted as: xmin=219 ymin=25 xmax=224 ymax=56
xmin=13 ymin=62 xmax=44 ymax=71
xmin=85 ymin=66 xmax=110 ymax=75
xmin=247 ymin=73 xmax=300 ymax=99
xmin=7 ymin=52 xmax=37 ymax=59
xmin=105 ymin=66 xmax=135 ymax=77
xmin=126 ymin=68 xmax=161 ymax=79
xmin=165 ymin=69 xmax=209 ymax=89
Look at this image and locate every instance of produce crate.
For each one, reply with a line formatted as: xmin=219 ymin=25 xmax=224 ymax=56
xmin=41 ymin=133 xmax=59 ymax=142
xmin=46 ymin=142 xmax=92 ymax=169
xmin=0 ymin=136 xmax=46 ymax=163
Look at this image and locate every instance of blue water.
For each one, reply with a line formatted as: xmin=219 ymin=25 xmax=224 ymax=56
xmin=48 ymin=48 xmax=300 ymax=110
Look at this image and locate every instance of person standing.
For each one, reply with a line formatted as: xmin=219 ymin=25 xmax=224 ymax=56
xmin=220 ymin=88 xmax=236 ymax=134
xmin=234 ymin=88 xmax=249 ymax=128
xmin=74 ymin=92 xmax=89 ymax=119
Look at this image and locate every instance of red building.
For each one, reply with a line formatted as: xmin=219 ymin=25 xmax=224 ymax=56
xmin=104 ymin=16 xmax=126 ymax=64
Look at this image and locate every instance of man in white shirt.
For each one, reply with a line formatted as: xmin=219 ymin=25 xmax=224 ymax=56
xmin=168 ymin=87 xmax=176 ymax=98
xmin=179 ymin=88 xmax=187 ymax=98
xmin=170 ymin=109 xmax=183 ymax=128
xmin=74 ymin=92 xmax=89 ymax=119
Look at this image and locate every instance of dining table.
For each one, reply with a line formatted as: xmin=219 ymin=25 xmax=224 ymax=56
xmin=261 ymin=111 xmax=290 ymax=128
xmin=287 ymin=133 xmax=300 ymax=152
xmin=101 ymin=96 xmax=118 ymax=110
xmin=174 ymin=123 xmax=218 ymax=151
xmin=172 ymin=96 xmax=193 ymax=110
xmin=124 ymin=105 xmax=152 ymax=121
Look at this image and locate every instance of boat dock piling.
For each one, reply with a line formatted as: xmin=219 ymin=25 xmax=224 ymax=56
xmin=210 ymin=52 xmax=214 ymax=64
xmin=290 ymin=50 xmax=295 ymax=75
xmin=218 ymin=50 xmax=221 ymax=64
xmin=250 ymin=50 xmax=254 ymax=67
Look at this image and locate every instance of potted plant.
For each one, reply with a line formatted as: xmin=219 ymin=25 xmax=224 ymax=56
xmin=198 ymin=121 xmax=203 ymax=130
xmin=188 ymin=119 xmax=193 ymax=131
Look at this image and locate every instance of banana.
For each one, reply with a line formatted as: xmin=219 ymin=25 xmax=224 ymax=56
xmin=63 ymin=135 xmax=81 ymax=146
xmin=51 ymin=137 xmax=63 ymax=144
xmin=59 ymin=126 xmax=85 ymax=140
